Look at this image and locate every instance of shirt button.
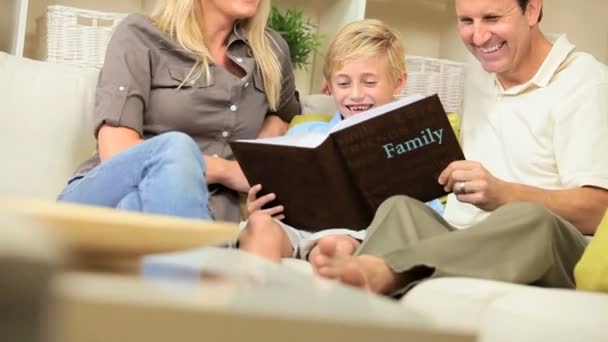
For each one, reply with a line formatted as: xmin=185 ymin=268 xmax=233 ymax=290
xmin=244 ymin=82 xmax=249 ymax=88
xmin=230 ymin=105 xmax=238 ymax=111
xmin=221 ymin=131 xmax=230 ymax=138
xmin=118 ymin=86 xmax=126 ymax=91
xmin=190 ymin=80 xmax=196 ymax=85
xmin=236 ymin=58 xmax=243 ymax=63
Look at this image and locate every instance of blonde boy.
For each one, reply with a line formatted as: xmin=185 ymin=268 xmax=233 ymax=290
xmin=239 ymin=19 xmax=440 ymax=262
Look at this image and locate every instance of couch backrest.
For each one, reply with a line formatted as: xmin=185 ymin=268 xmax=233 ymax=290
xmin=0 ymin=52 xmax=339 ymax=201
xmin=300 ymin=94 xmax=336 ymax=115
xmin=0 ymin=53 xmax=99 ymax=200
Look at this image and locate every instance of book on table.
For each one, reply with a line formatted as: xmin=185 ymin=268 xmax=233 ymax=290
xmin=231 ymin=94 xmax=465 ymax=232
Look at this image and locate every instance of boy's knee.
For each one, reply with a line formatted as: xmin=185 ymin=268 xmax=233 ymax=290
xmin=243 ymin=213 xmax=283 ymax=238
xmin=247 ymin=212 xmax=274 ymax=228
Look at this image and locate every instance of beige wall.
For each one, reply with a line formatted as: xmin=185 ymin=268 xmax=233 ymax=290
xmin=13 ymin=0 xmax=607 ymax=93
xmin=0 ymin=0 xmax=19 ymax=53
xmin=366 ymin=0 xmax=452 ymax=60
xmin=367 ymin=0 xmax=608 ymax=64
xmin=382 ymin=0 xmax=608 ymax=64
xmin=291 ymin=0 xmax=608 ymax=93
xmin=541 ymin=0 xmax=608 ymax=64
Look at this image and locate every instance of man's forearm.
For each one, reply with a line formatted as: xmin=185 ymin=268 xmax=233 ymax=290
xmin=504 ymin=184 xmax=608 ymax=234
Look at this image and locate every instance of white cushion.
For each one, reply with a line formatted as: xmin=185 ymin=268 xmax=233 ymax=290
xmin=479 ymin=289 xmax=608 ymax=342
xmin=280 ymin=258 xmax=315 ymax=275
xmin=403 ymin=277 xmax=608 ymax=340
xmin=401 ymin=277 xmax=537 ymax=333
xmin=0 ymin=53 xmax=99 ymax=199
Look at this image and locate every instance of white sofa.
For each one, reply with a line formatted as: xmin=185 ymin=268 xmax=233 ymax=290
xmin=1 ymin=52 xmax=608 ymax=341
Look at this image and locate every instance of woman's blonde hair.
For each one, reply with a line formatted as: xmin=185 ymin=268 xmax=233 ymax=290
xmin=323 ymin=19 xmax=406 ymax=86
xmin=152 ymin=0 xmax=282 ymax=110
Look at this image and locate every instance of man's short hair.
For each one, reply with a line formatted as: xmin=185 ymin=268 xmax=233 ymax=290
xmin=517 ymin=0 xmax=543 ymax=23
xmin=323 ymin=19 xmax=406 ymax=86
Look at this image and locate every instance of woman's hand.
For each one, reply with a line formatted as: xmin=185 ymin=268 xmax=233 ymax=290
xmin=246 ymin=184 xmax=285 ymax=220
xmin=222 ymin=159 xmax=251 ymax=193
xmin=204 ymin=156 xmax=250 ymax=193
xmin=438 ymin=160 xmax=510 ymax=211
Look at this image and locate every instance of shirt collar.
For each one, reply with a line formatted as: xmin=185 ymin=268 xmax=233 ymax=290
xmin=495 ymin=35 xmax=575 ymax=95
xmin=227 ymin=21 xmax=249 ymax=46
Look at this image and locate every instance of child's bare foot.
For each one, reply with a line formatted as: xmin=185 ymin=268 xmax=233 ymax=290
xmin=309 ymin=237 xmax=402 ymax=294
xmin=307 ymin=235 xmax=360 ymax=263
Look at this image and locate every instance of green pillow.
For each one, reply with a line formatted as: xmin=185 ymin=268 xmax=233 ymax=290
xmin=575 ymin=210 xmax=608 ymax=292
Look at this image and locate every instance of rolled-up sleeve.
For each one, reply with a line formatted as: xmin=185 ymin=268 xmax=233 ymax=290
xmin=267 ymin=30 xmax=301 ymax=123
xmin=93 ymin=16 xmax=151 ymax=137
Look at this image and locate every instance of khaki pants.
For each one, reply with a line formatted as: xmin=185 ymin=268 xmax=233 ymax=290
xmin=357 ymin=196 xmax=588 ymax=295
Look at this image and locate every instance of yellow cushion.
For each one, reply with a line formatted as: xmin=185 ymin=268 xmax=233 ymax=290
xmin=446 ymin=112 xmax=461 ymax=142
xmin=575 ymin=209 xmax=608 ymax=292
xmin=288 ymin=114 xmax=334 ymax=130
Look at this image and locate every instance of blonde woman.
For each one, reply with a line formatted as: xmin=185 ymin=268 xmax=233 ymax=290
xmin=58 ymin=0 xmax=300 ymax=222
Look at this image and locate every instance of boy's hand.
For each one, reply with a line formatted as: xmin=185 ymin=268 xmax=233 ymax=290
xmin=246 ymin=184 xmax=285 ymax=220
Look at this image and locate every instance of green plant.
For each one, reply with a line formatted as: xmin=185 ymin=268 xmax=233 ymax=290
xmin=267 ymin=5 xmax=324 ymax=70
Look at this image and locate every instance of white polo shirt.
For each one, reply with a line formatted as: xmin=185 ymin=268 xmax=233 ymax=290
xmin=444 ymin=35 xmax=608 ymax=229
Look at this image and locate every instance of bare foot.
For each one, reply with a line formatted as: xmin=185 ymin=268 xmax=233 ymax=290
xmin=307 ymin=235 xmax=360 ymax=263
xmin=310 ymin=237 xmax=401 ymax=294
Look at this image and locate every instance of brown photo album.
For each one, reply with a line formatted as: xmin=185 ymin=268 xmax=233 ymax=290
xmin=231 ymin=94 xmax=464 ymax=232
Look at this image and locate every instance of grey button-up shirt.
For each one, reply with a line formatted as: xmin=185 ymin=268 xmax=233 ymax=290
xmin=75 ymin=14 xmax=301 ymax=222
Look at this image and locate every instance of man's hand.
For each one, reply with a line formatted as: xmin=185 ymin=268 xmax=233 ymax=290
xmin=246 ymin=184 xmax=285 ymax=220
xmin=438 ymin=160 xmax=510 ymax=211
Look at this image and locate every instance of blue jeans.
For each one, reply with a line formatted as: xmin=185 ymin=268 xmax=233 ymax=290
xmin=58 ymin=132 xmax=212 ymax=220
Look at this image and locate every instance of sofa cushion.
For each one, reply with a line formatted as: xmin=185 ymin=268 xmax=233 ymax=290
xmin=300 ymin=94 xmax=336 ymax=115
xmin=287 ymin=114 xmax=334 ymax=130
xmin=575 ymin=209 xmax=608 ymax=292
xmin=0 ymin=53 xmax=99 ymax=199
xmin=401 ymin=277 xmax=538 ymax=333
xmin=479 ymin=288 xmax=608 ymax=342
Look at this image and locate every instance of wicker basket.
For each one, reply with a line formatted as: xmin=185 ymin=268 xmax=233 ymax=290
xmin=45 ymin=5 xmax=128 ymax=68
xmin=401 ymin=55 xmax=465 ymax=114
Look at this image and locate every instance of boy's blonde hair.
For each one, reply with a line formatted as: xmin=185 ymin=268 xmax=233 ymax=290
xmin=152 ymin=0 xmax=282 ymax=110
xmin=323 ymin=19 xmax=406 ymax=86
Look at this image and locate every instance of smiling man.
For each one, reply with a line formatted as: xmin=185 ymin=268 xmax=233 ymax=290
xmin=457 ymin=0 xmax=549 ymax=89
xmin=442 ymin=0 xmax=608 ymax=233
xmin=311 ymin=0 xmax=608 ymax=296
